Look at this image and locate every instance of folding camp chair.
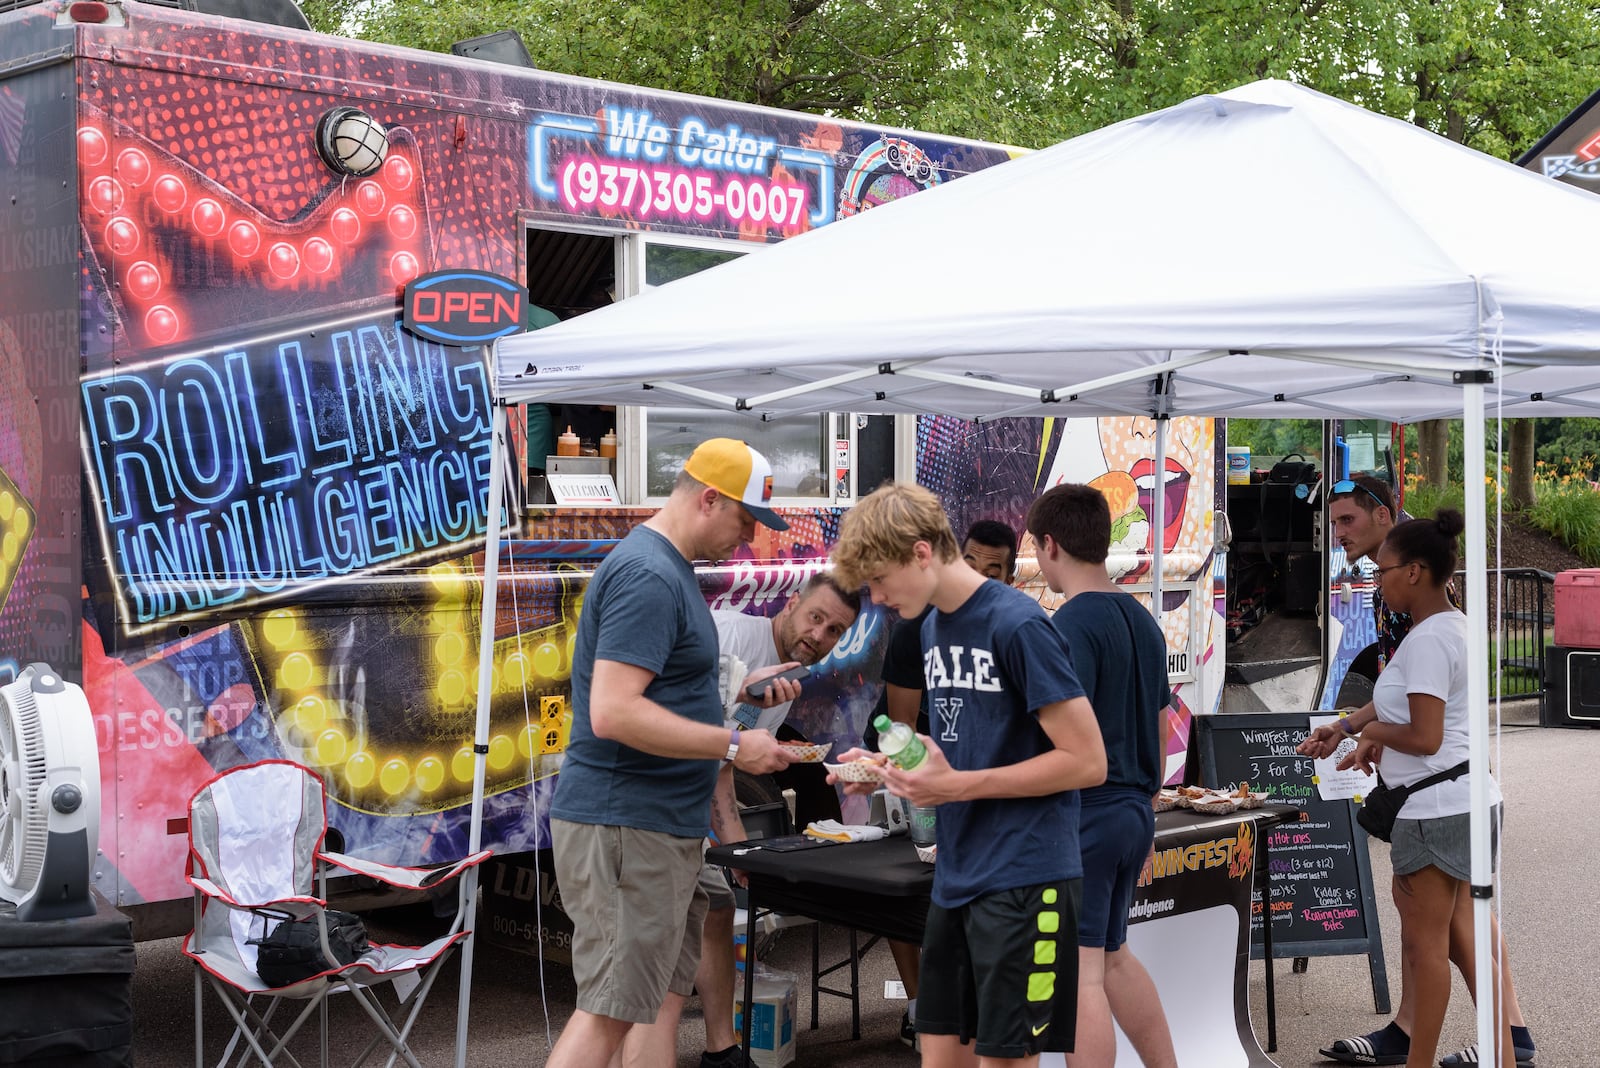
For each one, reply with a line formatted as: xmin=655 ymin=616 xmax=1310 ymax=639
xmin=183 ymin=760 xmax=490 ymax=1068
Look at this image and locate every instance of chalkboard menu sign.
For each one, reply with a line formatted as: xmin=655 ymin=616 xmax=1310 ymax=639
xmin=1194 ymin=713 xmax=1391 ymax=1013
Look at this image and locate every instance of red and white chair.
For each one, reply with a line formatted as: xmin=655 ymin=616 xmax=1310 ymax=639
xmin=182 ymin=760 xmax=490 ymax=1068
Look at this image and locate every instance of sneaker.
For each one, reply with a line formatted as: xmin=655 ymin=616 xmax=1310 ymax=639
xmin=1439 ymin=1043 xmax=1535 ymax=1066
xmin=900 ymin=1010 xmax=917 ymax=1050
xmin=700 ymin=1045 xmax=752 ymax=1068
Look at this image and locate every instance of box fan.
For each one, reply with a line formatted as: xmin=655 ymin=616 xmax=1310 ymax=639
xmin=0 ymin=663 xmax=100 ymax=921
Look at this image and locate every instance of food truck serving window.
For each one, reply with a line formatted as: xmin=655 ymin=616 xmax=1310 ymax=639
xmin=643 ymin=408 xmax=835 ymax=501
xmin=644 ymin=244 xmax=742 ymax=286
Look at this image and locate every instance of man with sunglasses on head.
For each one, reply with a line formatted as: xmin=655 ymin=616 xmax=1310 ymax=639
xmin=1300 ymin=475 xmax=1537 ymax=1067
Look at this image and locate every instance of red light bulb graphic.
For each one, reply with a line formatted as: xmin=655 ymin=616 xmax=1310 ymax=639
xmin=78 ymin=126 xmax=109 ymax=167
xmin=152 ymin=174 xmax=188 ymax=214
xmin=125 ymin=261 xmax=162 ymax=301
xmin=228 ymin=219 xmax=261 ymax=258
xmin=145 ymin=305 xmax=180 ymax=344
xmin=192 ymin=198 xmax=226 ymax=238
xmin=105 ymin=217 xmax=141 ymax=256
xmin=116 ymin=147 xmax=151 ymax=188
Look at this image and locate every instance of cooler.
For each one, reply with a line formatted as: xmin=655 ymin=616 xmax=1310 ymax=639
xmin=1553 ymin=569 xmax=1600 ymax=649
xmin=0 ymin=890 xmax=134 ymax=1067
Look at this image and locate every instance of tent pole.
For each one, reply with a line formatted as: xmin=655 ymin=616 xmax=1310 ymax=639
xmin=455 ymin=399 xmax=510 ymax=1068
xmin=1150 ymin=415 xmax=1167 ymax=623
xmin=1462 ymin=381 xmax=1497 ymax=1068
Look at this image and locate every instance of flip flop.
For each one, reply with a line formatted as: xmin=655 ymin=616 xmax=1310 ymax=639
xmin=1319 ymin=1029 xmax=1410 ymax=1066
xmin=1439 ymin=1043 xmax=1535 ymax=1066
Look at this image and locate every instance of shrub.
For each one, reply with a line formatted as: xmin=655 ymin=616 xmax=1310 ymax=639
xmin=1528 ymin=471 xmax=1600 ymax=565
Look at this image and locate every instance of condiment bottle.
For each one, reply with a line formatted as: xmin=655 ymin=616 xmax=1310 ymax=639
xmin=599 ymin=429 xmax=617 ymax=458
xmin=556 ymin=426 xmax=580 ymax=457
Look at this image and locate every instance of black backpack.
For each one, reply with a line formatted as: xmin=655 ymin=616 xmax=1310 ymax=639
xmin=251 ymin=910 xmax=370 ymax=987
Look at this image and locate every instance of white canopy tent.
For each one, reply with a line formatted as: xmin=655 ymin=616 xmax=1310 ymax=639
xmin=455 ymin=80 xmax=1600 ymax=1067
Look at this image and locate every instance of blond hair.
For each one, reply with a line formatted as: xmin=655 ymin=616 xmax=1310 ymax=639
xmin=831 ymin=483 xmax=959 ymax=587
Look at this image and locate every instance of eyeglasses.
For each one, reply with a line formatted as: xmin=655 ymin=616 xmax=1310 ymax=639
xmin=1330 ymin=479 xmax=1390 ymax=514
xmin=1374 ymin=560 xmax=1423 ymax=578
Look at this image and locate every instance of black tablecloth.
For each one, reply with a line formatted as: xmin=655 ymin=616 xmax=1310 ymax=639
xmin=706 ymin=835 xmax=932 ymax=944
xmin=0 ymin=890 xmax=134 ymax=1067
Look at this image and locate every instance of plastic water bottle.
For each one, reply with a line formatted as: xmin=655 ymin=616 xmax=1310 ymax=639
xmin=872 ymin=714 xmax=926 ymax=771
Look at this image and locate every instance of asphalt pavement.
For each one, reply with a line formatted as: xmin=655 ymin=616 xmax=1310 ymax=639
xmin=128 ymin=702 xmax=1594 ymax=1066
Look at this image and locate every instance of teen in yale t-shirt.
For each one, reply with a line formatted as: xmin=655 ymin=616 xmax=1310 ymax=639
xmin=921 ymin=579 xmax=1087 ymax=907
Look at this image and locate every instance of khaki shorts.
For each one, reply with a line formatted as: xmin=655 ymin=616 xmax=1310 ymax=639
xmin=696 ymin=855 xmax=737 ymax=911
xmin=552 ymin=819 xmax=709 ymax=1024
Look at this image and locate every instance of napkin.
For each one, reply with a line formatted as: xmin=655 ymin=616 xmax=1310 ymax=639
xmin=716 ymin=652 xmax=749 ymax=716
xmin=803 ymin=820 xmax=888 ymax=844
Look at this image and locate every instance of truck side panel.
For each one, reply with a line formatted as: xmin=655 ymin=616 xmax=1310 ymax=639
xmin=0 ymin=51 xmax=84 ymax=684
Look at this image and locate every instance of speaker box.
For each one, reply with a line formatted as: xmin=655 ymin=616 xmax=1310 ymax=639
xmin=1541 ymin=645 xmax=1600 ymax=728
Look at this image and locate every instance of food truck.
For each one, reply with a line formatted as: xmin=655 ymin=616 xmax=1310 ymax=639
xmin=8 ymin=0 xmax=1423 ymax=943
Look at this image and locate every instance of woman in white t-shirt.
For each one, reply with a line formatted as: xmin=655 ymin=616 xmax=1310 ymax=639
xmin=1337 ymin=509 xmax=1515 ymax=1068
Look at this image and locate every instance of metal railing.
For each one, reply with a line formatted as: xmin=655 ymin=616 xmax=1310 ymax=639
xmin=1452 ymin=568 xmax=1554 ymax=698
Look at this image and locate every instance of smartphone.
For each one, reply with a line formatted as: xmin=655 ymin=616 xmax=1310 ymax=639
xmin=744 ymin=664 xmax=811 ymax=701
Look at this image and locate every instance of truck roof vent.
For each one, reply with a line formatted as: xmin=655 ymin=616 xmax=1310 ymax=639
xmin=132 ymin=0 xmax=309 ymax=31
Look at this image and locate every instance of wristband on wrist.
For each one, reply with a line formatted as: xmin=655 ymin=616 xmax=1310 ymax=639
xmin=723 ymin=728 xmax=741 ymax=763
xmin=1339 ymin=716 xmax=1358 ymax=736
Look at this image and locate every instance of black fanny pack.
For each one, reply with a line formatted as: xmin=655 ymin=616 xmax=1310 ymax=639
xmin=1356 ymin=760 xmax=1469 ymax=843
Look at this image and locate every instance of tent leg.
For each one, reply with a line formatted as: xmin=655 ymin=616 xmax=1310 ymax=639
xmin=456 ymin=400 xmax=511 ymax=1068
xmin=1462 ymin=381 xmax=1499 ymax=1068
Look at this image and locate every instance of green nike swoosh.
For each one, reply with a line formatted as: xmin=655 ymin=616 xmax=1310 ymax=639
xmin=1032 ymin=1023 xmax=1049 ymax=1036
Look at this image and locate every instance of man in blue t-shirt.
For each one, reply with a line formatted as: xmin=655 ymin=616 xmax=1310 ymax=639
xmin=830 ymin=483 xmax=1107 ymax=1063
xmin=1028 ymin=483 xmax=1177 ymax=1068
xmin=544 ymin=438 xmax=801 ymax=1068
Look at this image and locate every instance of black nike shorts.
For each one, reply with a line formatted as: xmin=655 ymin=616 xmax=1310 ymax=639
xmin=915 ymin=878 xmax=1082 ymax=1058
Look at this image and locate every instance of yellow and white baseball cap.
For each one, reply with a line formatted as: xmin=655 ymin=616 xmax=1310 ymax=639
xmin=684 ymin=438 xmax=789 ymax=531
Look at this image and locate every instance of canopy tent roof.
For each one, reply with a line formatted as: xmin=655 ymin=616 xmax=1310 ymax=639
xmin=494 ymin=79 xmax=1600 ymax=424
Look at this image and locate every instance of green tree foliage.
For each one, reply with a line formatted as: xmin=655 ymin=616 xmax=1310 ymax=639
xmin=1535 ymin=417 xmax=1600 ymax=477
xmin=302 ymin=0 xmax=1600 ymax=161
xmin=303 ymin=0 xmax=1600 ymax=502
xmin=1226 ymin=419 xmax=1322 ymax=464
xmin=306 ymin=1 xmax=1600 ymax=156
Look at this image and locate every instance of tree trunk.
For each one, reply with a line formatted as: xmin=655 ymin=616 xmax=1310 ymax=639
xmin=1509 ymin=419 xmax=1535 ymax=509
xmin=1417 ymin=419 xmax=1449 ymax=486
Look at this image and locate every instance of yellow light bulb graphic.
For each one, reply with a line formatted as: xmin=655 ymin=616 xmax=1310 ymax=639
xmin=379 ymin=757 xmax=410 ymax=795
xmin=451 ymin=746 xmax=475 ymax=783
xmin=346 ymin=751 xmax=376 ymax=789
xmin=415 ymin=756 xmax=445 ymax=793
xmin=279 ymin=651 xmax=314 ymax=690
xmin=262 ymin=610 xmax=297 ymax=648
xmin=314 ymin=728 xmax=348 ymax=765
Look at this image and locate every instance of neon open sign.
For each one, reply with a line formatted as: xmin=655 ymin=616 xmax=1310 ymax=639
xmin=403 ymin=270 xmax=528 ymax=345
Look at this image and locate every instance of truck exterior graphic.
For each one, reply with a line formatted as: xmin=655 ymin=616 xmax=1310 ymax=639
xmin=0 ymin=0 xmax=1222 ymax=933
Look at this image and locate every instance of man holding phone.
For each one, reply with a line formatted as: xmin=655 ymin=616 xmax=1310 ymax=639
xmin=621 ymin=572 xmax=861 ymax=1068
